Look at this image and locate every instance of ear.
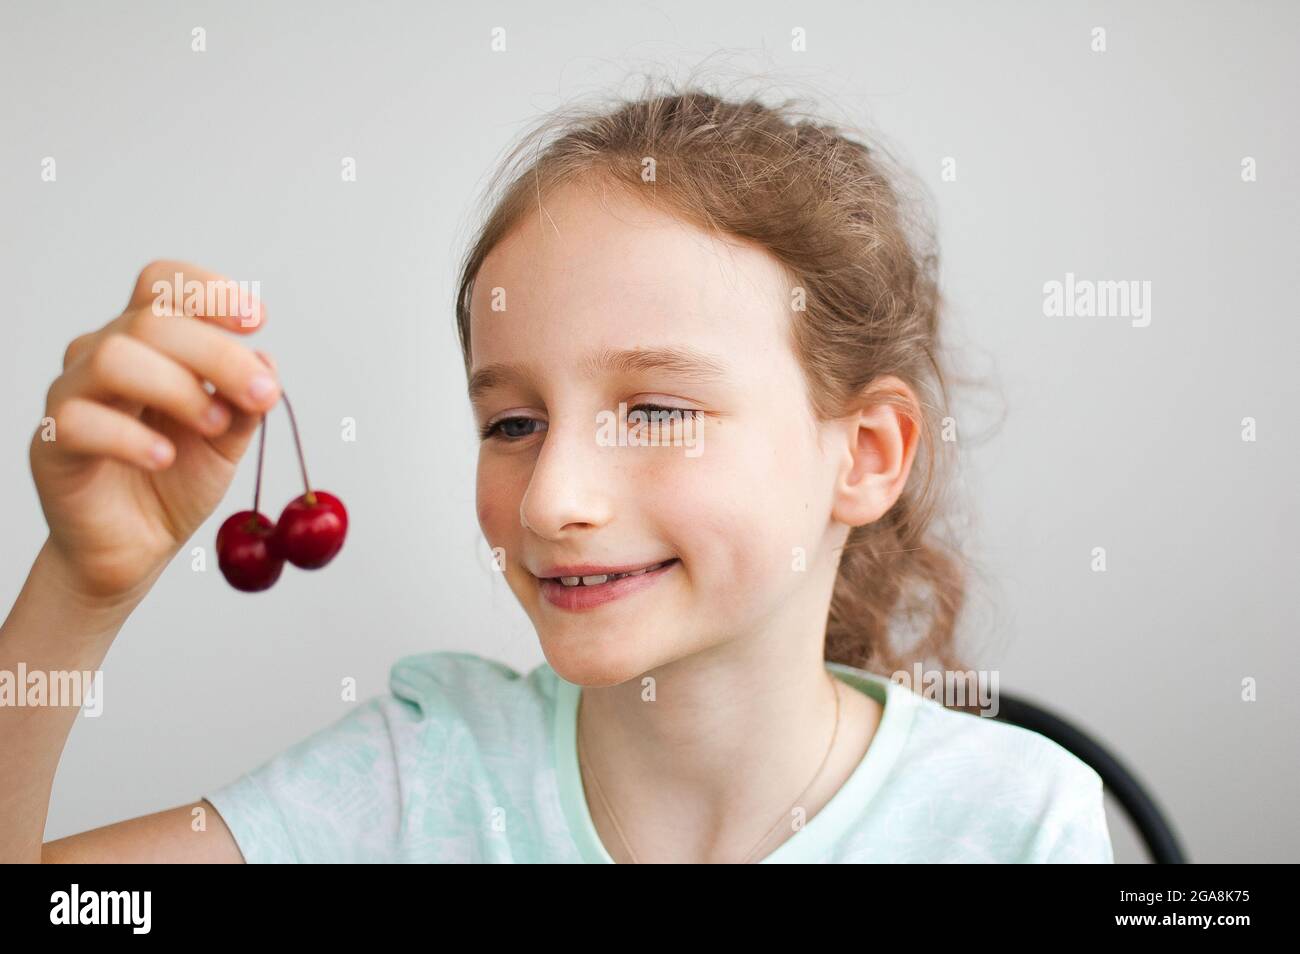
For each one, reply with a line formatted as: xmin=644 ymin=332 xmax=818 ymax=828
xmin=830 ymin=375 xmax=923 ymax=528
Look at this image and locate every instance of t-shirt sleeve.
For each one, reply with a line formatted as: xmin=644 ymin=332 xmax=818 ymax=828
xmin=203 ymin=695 xmax=412 ymax=863
xmin=1032 ymin=761 xmax=1115 ymax=863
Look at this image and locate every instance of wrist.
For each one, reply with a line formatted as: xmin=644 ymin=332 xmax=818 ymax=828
xmin=29 ymin=538 xmax=153 ymax=633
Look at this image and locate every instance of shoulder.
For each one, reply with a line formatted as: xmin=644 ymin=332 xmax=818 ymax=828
xmin=387 ymin=650 xmax=559 ymax=711
xmin=880 ymin=685 xmax=1113 ymax=862
xmin=386 ymin=650 xmax=561 ymax=739
xmin=203 ymin=651 xmax=562 ymax=862
xmin=902 ymin=688 xmax=1102 ymax=790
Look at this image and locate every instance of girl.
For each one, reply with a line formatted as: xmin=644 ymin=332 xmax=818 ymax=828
xmin=2 ymin=84 xmax=1113 ymax=863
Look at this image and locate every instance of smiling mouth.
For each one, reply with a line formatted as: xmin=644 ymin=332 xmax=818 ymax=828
xmin=544 ymin=558 xmax=680 ymax=587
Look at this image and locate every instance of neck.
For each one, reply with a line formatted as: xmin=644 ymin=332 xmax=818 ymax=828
xmin=576 ymin=626 xmax=869 ymax=863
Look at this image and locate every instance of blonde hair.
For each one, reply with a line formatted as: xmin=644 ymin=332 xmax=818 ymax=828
xmin=455 ymin=78 xmax=977 ymax=685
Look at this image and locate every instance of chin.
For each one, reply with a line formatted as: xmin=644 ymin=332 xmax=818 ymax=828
xmin=532 ymin=619 xmax=691 ymax=689
xmin=535 ymin=631 xmax=648 ymax=688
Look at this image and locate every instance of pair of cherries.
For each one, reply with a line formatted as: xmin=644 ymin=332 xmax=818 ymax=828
xmin=216 ymin=373 xmax=347 ymax=592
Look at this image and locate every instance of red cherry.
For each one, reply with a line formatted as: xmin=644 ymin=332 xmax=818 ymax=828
xmin=271 ymin=491 xmax=347 ymax=569
xmin=216 ymin=511 xmax=285 ymax=592
xmin=215 ymin=367 xmax=344 ymax=587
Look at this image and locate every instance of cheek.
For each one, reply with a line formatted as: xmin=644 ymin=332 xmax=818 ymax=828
xmin=475 ymin=457 xmax=519 ymax=539
xmin=475 ymin=494 xmax=494 ymax=534
xmin=656 ymin=440 xmax=813 ymax=602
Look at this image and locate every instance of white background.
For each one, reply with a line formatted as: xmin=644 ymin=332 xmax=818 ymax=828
xmin=1 ymin=0 xmax=1295 ymax=862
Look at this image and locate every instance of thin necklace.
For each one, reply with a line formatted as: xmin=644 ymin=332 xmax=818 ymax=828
xmin=577 ymin=675 xmax=844 ymax=864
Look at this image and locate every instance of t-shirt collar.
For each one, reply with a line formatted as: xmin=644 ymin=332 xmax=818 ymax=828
xmin=550 ymin=661 xmax=917 ymax=863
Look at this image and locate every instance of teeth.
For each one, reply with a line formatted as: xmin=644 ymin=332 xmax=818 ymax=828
xmin=554 ymin=560 xmax=672 ymax=587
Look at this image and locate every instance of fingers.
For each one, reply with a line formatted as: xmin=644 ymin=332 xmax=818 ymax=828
xmin=50 ymin=333 xmax=235 ymax=438
xmin=44 ymin=398 xmax=175 ymax=471
xmin=62 ymin=258 xmax=274 ymax=394
xmin=63 ymin=332 xmax=95 ymax=371
xmin=105 ymin=309 xmax=280 ymax=416
xmin=125 ymin=259 xmax=266 ymax=334
xmin=43 ymin=261 xmax=282 ymax=473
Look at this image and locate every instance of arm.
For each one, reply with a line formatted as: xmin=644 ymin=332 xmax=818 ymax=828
xmin=41 ymin=801 xmax=244 ymax=864
xmin=0 ymin=541 xmax=245 ymax=863
xmin=2 ymin=260 xmax=280 ymax=864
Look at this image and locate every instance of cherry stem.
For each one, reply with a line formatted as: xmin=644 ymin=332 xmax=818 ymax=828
xmin=252 ymin=414 xmax=268 ymax=515
xmin=249 ymin=352 xmax=315 ymax=507
xmin=280 ymin=390 xmax=315 ymax=505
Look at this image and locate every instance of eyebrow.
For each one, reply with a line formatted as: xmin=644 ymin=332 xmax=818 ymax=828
xmin=468 ymin=346 xmax=731 ymax=405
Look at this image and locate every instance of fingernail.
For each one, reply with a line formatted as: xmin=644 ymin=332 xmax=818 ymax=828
xmin=249 ymin=375 xmax=277 ymax=404
xmin=150 ymin=441 xmax=173 ymax=465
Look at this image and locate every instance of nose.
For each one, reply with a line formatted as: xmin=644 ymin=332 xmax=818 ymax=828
xmin=518 ymin=414 xmax=617 ymax=538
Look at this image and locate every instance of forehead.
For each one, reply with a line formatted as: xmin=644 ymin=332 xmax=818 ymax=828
xmin=467 ymin=180 xmax=792 ymax=377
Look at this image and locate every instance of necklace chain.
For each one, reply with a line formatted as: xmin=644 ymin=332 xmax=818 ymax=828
xmin=576 ymin=675 xmax=844 ymax=864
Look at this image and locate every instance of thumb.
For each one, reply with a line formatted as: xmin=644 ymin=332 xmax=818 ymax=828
xmin=207 ymin=398 xmax=266 ymax=466
xmin=209 ymin=349 xmax=278 ymax=468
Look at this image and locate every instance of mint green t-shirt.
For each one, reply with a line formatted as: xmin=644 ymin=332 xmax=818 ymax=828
xmin=203 ymin=651 xmax=1114 ymax=863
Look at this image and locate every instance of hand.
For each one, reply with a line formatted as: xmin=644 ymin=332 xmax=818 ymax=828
xmin=29 ymin=261 xmax=282 ymax=605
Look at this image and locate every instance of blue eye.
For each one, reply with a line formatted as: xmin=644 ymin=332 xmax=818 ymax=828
xmin=478 ymin=404 xmax=691 ymax=442
xmin=478 ymin=417 xmax=545 ymax=441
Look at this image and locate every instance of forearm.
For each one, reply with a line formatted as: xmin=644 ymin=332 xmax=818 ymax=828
xmin=0 ymin=538 xmax=140 ymax=862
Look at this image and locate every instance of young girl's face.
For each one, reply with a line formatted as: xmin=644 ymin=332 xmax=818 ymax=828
xmin=469 ymin=179 xmax=851 ymax=686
